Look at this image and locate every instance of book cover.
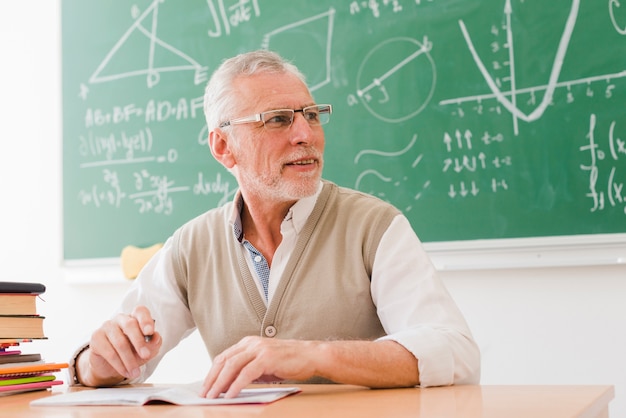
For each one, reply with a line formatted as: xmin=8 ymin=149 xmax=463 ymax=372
xmin=0 ymin=339 xmax=32 ymax=346
xmin=0 ymin=362 xmax=68 ymax=378
xmin=0 ymin=353 xmax=42 ymax=365
xmin=0 ymin=374 xmax=55 ymax=386
xmin=0 ymin=315 xmax=45 ymax=339
xmin=0 ymin=293 xmax=39 ymax=316
xmin=0 ymin=379 xmax=63 ymax=396
xmin=0 ymin=340 xmax=32 ymax=354
xmin=0 ymin=282 xmax=46 ymax=294
xmin=31 ymin=384 xmax=301 ymax=406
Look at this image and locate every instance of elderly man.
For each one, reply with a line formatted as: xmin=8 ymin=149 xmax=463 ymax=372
xmin=71 ymin=50 xmax=480 ymax=398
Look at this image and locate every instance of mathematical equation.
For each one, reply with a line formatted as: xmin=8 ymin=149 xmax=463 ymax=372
xmin=77 ymin=166 xmax=234 ymax=216
xmin=580 ymin=114 xmax=626 ymax=214
xmin=203 ymin=0 xmax=440 ymax=40
xmin=349 ymin=0 xmax=435 ymax=18
xmin=75 ymin=94 xmax=234 ymax=215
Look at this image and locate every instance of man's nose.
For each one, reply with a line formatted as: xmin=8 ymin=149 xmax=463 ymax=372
xmin=288 ymin=112 xmax=316 ymax=145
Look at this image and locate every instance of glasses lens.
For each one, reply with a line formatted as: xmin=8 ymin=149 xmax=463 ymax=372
xmin=302 ymin=105 xmax=332 ymax=126
xmin=303 ymin=107 xmax=321 ymax=125
xmin=261 ymin=110 xmax=294 ymax=130
xmin=258 ymin=105 xmax=332 ymax=130
xmin=316 ymin=105 xmax=331 ymax=125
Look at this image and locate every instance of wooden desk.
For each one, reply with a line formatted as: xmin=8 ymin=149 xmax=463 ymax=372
xmin=2 ymin=384 xmax=614 ymax=418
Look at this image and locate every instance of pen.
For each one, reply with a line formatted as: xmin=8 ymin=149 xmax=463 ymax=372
xmin=144 ymin=319 xmax=155 ymax=343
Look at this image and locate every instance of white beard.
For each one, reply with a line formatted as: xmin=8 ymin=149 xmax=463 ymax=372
xmin=238 ymin=162 xmax=321 ymax=203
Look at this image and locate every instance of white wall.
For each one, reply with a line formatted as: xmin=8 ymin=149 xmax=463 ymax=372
xmin=2 ymin=2 xmax=625 ymax=416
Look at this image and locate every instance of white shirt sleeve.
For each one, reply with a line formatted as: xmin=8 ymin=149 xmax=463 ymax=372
xmin=371 ymin=214 xmax=481 ymax=386
xmin=68 ymin=237 xmax=196 ymax=385
xmin=114 ymin=237 xmax=197 ymax=383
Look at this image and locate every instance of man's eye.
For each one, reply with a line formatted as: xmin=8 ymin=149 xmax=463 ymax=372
xmin=265 ymin=114 xmax=292 ymax=126
xmin=304 ymin=111 xmax=320 ymax=122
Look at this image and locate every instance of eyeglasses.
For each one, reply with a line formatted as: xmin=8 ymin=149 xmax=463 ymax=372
xmin=219 ymin=104 xmax=332 ymax=130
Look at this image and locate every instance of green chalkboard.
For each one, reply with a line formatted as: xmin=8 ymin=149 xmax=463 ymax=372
xmin=62 ymin=0 xmax=626 ymax=260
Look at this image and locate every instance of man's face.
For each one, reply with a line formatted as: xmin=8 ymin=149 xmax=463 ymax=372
xmin=226 ymin=72 xmax=326 ymax=203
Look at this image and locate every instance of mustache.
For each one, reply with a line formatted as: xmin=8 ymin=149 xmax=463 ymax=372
xmin=282 ymin=147 xmax=323 ymax=165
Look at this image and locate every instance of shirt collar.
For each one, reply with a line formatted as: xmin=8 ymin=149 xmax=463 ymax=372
xmin=230 ymin=182 xmax=323 ymax=243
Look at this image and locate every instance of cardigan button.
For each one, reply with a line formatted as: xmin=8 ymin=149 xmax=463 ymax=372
xmin=264 ymin=325 xmax=277 ymax=337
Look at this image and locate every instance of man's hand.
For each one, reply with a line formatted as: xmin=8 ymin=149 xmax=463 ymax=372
xmin=200 ymin=336 xmax=419 ymax=399
xmin=76 ymin=305 xmax=161 ymax=387
xmin=201 ymin=336 xmax=319 ymax=399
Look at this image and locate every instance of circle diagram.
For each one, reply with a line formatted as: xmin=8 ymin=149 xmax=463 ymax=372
xmin=356 ymin=37 xmax=436 ymax=123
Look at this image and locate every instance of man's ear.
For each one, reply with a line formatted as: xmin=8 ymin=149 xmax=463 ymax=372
xmin=208 ymin=128 xmax=236 ymax=169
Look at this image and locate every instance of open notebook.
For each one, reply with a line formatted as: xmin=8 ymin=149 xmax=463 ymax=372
xmin=31 ymin=383 xmax=301 ymax=406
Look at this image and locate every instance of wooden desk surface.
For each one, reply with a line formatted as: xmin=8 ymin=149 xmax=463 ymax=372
xmin=2 ymin=384 xmax=615 ymax=418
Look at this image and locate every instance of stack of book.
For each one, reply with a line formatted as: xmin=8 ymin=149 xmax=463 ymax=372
xmin=0 ymin=281 xmax=68 ymax=395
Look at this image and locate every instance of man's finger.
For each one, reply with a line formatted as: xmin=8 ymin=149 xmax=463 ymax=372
xmin=130 ymin=306 xmax=155 ymax=336
xmin=203 ymin=348 xmax=256 ymax=398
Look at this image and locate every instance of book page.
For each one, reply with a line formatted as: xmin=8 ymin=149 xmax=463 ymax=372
xmin=150 ymin=385 xmax=301 ymax=405
xmin=32 ymin=386 xmax=159 ymax=406
xmin=31 ymin=383 xmax=301 ymax=406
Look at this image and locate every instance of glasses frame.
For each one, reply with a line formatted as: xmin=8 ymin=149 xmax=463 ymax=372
xmin=219 ymin=104 xmax=332 ymax=129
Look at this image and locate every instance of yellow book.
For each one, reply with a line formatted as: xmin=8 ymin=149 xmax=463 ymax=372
xmin=0 ymin=294 xmax=38 ymax=316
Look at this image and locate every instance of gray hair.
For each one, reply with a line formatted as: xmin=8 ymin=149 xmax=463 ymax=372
xmin=203 ymin=50 xmax=307 ymax=131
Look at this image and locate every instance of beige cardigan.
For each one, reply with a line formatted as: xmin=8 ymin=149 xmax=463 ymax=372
xmin=170 ymin=182 xmax=399 ymax=367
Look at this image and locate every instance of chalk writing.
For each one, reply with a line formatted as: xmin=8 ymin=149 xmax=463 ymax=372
xmin=349 ymin=0 xmax=403 ymax=18
xmin=350 ymin=36 xmax=435 ymax=123
xmin=440 ymin=0 xmax=626 ymax=138
xmin=78 ymin=128 xmax=153 ymax=161
xmin=207 ymin=0 xmax=260 ymax=37
xmin=580 ymin=114 xmax=626 ymax=214
xmin=83 ymin=0 xmax=208 ymax=93
xmin=193 ymin=172 xmax=236 ymax=207
xmin=609 ymin=0 xmax=626 ymax=35
xmin=84 ymin=97 xmax=204 ymax=127
xmin=443 ymin=129 xmax=511 ymax=199
xmin=77 ymin=170 xmax=126 ymax=209
xmin=260 ymin=9 xmax=335 ymax=92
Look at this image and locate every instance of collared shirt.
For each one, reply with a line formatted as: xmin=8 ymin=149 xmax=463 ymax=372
xmin=232 ymin=183 xmax=322 ymax=304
